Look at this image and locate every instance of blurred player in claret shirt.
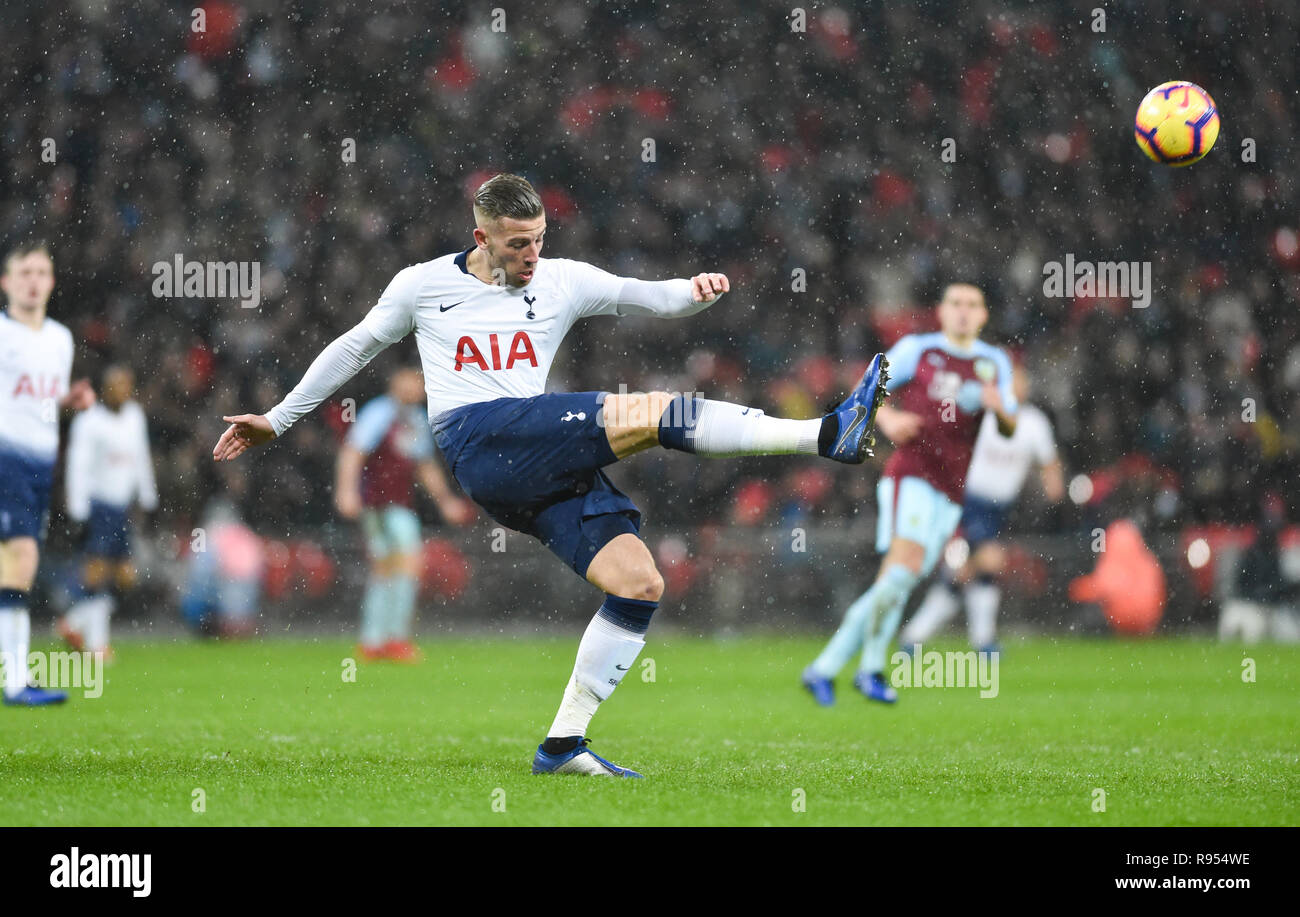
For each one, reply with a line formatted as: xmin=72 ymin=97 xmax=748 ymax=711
xmin=0 ymin=241 xmax=96 ymax=706
xmin=804 ymin=283 xmax=1017 ymax=706
xmin=59 ymin=365 xmax=159 ymax=661
xmin=900 ymin=363 xmax=1065 ymax=656
xmin=334 ymin=368 xmax=473 ymax=663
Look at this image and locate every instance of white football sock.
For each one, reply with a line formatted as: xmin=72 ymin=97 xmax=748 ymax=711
xmin=0 ymin=607 xmax=31 ymax=697
xmin=547 ymin=613 xmax=646 ymax=738
xmin=84 ymin=595 xmax=114 ymax=653
xmin=965 ymin=582 xmax=1001 ymax=648
xmin=901 ymin=582 xmax=961 ymax=645
xmin=64 ymin=601 xmax=90 ymax=635
xmin=684 ymin=400 xmax=821 ymax=457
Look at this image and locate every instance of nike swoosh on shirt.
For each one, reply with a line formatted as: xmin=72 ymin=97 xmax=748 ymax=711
xmin=439 ymin=301 xmax=465 ymax=312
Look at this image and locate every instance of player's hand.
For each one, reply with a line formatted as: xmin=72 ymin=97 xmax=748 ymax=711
xmin=690 ymin=273 xmax=730 ymax=303
xmin=213 ymin=414 xmax=276 ymax=462
xmin=877 ymin=407 xmax=923 ymax=444
xmin=60 ymin=378 xmax=96 ymax=411
xmin=335 ymin=488 xmax=363 ymax=520
xmin=980 ymin=382 xmax=1003 ymax=412
xmin=438 ymin=496 xmax=476 ymax=526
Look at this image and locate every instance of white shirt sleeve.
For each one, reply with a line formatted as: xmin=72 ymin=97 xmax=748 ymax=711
xmin=134 ymin=406 xmax=159 ymax=512
xmin=264 ymin=322 xmax=394 ymax=436
xmin=361 ymin=264 xmax=423 ymax=342
xmin=264 ymin=266 xmax=422 ymax=435
xmin=65 ymin=412 xmax=93 ymax=522
xmin=562 ymin=260 xmax=716 ymax=319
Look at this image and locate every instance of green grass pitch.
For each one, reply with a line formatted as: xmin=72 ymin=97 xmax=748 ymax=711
xmin=1 ymin=635 xmax=1296 ymax=826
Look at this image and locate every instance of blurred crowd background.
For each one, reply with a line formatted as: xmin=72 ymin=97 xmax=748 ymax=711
xmin=3 ymin=0 xmax=1298 ymax=629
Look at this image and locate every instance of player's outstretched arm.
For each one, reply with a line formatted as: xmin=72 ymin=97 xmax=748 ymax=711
xmin=212 ymin=321 xmax=395 ymax=463
xmin=616 ymin=272 xmax=728 ymax=317
xmin=572 ymin=263 xmax=731 ymax=320
xmin=213 ymin=414 xmax=276 ymax=462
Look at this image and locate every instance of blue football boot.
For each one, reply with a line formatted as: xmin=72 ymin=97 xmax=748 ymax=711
xmin=801 ymin=666 xmax=835 ymax=707
xmin=532 ymin=738 xmax=643 ymax=777
xmin=819 ymin=353 xmax=890 ymax=464
xmin=3 ymin=686 xmax=68 ymax=707
xmin=854 ymin=671 xmax=898 ymax=704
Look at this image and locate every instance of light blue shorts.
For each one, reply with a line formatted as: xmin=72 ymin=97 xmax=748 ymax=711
xmin=875 ymin=476 xmax=964 ymax=576
xmin=362 ymin=505 xmax=423 ymax=559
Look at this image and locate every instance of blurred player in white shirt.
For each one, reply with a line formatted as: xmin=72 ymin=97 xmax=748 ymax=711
xmin=0 ymin=241 xmax=95 ymax=706
xmin=59 ymin=365 xmax=158 ymax=659
xmin=901 ymin=365 xmax=1064 ymax=653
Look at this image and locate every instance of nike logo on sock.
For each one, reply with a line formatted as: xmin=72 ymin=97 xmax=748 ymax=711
xmin=439 ymin=301 xmax=465 ymax=312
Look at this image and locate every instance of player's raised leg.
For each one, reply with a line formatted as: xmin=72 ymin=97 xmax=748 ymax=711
xmin=603 ymin=353 xmax=889 ymax=464
xmin=532 ymin=533 xmax=660 ymax=777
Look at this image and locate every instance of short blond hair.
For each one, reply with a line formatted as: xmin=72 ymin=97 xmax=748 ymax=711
xmin=472 ymin=174 xmax=543 ymax=223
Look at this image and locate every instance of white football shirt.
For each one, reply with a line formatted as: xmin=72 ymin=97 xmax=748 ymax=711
xmin=0 ymin=310 xmax=74 ymax=463
xmin=362 ymin=249 xmax=635 ymax=418
xmin=964 ymin=404 xmax=1057 ymax=504
xmin=65 ymin=400 xmax=159 ymax=520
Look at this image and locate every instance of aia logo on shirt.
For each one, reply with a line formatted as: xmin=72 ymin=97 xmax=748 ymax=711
xmin=11 ymin=373 xmax=62 ymax=399
xmin=454 ymin=331 xmax=539 ymax=372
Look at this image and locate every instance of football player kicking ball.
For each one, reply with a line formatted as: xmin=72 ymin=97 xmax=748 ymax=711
xmin=214 ymin=173 xmax=888 ymax=776
xmin=803 ymin=283 xmax=1016 ymax=706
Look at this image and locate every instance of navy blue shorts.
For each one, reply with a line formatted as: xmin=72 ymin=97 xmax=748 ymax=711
xmin=434 ymin=392 xmax=640 ymax=577
xmin=0 ymin=448 xmax=55 ymax=542
xmin=84 ymin=500 xmax=132 ymax=559
xmin=959 ymin=495 xmax=1007 ymax=547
